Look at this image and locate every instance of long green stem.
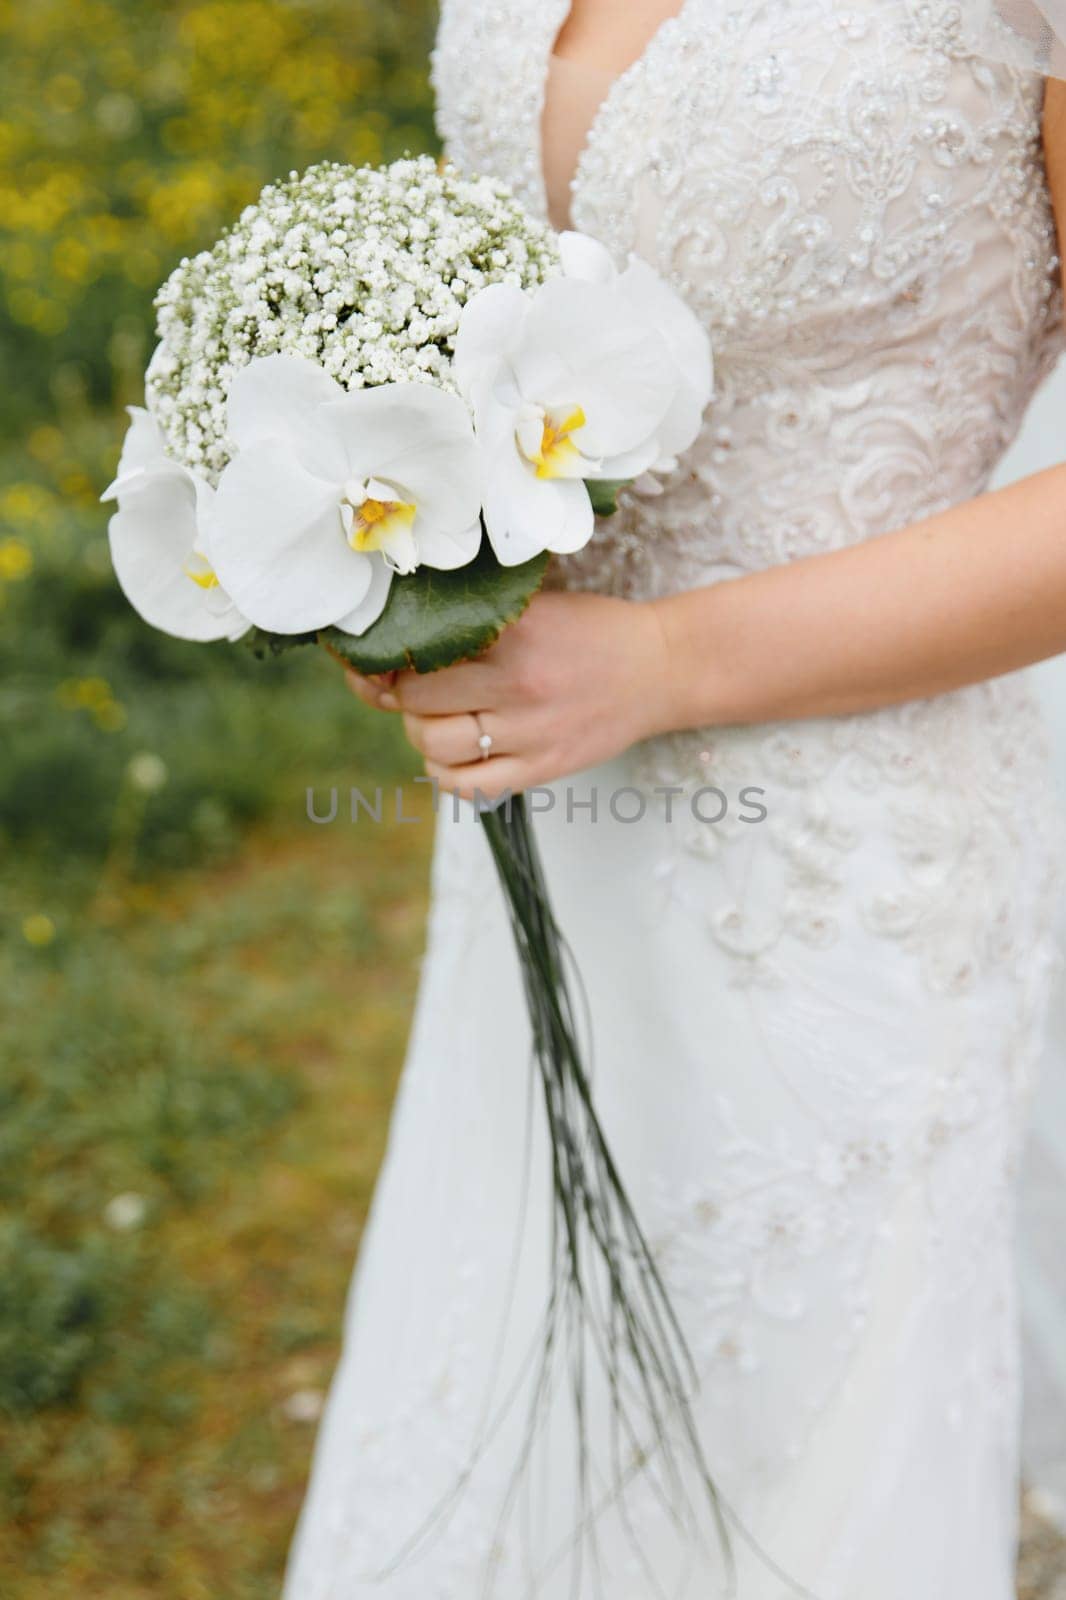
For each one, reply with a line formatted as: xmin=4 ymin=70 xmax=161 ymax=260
xmin=372 ymin=792 xmax=817 ymax=1600
xmin=478 ymin=794 xmax=735 ymax=1591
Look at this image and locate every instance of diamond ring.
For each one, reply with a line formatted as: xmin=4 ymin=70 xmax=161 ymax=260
xmin=473 ymin=713 xmax=493 ymax=761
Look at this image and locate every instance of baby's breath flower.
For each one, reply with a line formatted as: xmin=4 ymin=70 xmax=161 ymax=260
xmin=146 ymin=156 xmax=559 ymax=483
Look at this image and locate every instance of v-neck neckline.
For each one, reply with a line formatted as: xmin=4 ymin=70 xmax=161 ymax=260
xmin=535 ymin=0 xmax=698 ymax=228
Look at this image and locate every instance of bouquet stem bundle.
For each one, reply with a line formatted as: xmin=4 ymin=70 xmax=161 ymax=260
xmin=479 ymin=795 xmax=735 ymax=1584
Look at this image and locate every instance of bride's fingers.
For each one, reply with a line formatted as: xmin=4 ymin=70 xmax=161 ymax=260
xmin=402 ymin=711 xmax=506 ymax=767
xmin=390 ymin=659 xmax=495 ymax=715
xmin=345 ymin=668 xmax=399 ymax=709
xmin=424 ymin=755 xmax=527 ymax=804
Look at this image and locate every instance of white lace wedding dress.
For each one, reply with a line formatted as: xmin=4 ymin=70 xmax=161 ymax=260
xmin=282 ymin=3 xmax=1066 ymax=1595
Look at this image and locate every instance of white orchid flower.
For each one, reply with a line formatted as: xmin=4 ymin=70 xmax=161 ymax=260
xmin=558 ymin=231 xmax=714 ymax=480
xmin=203 ymin=355 xmax=482 ymax=636
xmin=101 ymin=408 xmax=250 ymax=643
xmin=454 ymin=235 xmax=712 ymax=565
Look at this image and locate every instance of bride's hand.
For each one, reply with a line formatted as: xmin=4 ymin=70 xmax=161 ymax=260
xmin=343 ymin=590 xmax=671 ymax=800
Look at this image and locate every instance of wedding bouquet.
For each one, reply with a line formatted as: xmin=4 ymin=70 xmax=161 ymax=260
xmin=102 ymin=156 xmax=723 ymax=1568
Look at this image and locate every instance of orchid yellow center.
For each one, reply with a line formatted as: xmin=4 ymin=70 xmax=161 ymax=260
xmin=339 ymin=476 xmax=419 ymax=574
xmin=516 ymin=403 xmax=589 ymax=480
xmin=347 ymin=495 xmax=417 ymax=552
xmin=183 ymin=550 xmax=220 ymax=590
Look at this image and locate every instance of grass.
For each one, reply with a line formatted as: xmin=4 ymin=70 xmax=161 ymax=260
xmin=0 ymin=770 xmax=435 ymax=1599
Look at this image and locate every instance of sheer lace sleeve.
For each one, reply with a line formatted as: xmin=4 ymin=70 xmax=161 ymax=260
xmin=961 ymin=0 xmax=1066 ymax=76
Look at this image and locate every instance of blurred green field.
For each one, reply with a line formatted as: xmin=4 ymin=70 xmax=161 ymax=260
xmin=0 ymin=1 xmax=439 ymax=1593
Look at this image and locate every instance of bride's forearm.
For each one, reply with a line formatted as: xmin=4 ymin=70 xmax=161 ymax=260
xmin=646 ymin=462 xmax=1066 ymax=732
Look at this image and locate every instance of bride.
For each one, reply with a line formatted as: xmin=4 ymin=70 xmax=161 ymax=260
xmin=282 ymin=2 xmax=1066 ymax=1595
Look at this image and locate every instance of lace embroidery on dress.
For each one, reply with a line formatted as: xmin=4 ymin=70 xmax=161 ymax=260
xmin=537 ymin=0 xmax=1064 ymax=996
xmin=431 ymin=0 xmax=1065 ymax=1487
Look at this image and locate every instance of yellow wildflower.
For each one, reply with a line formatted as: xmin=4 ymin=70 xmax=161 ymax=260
xmin=22 ymin=914 xmax=57 ymax=948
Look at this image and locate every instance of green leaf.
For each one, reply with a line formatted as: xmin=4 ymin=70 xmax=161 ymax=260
xmin=586 ymin=478 xmax=630 ymax=517
xmin=317 ymin=543 xmax=550 ymax=674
